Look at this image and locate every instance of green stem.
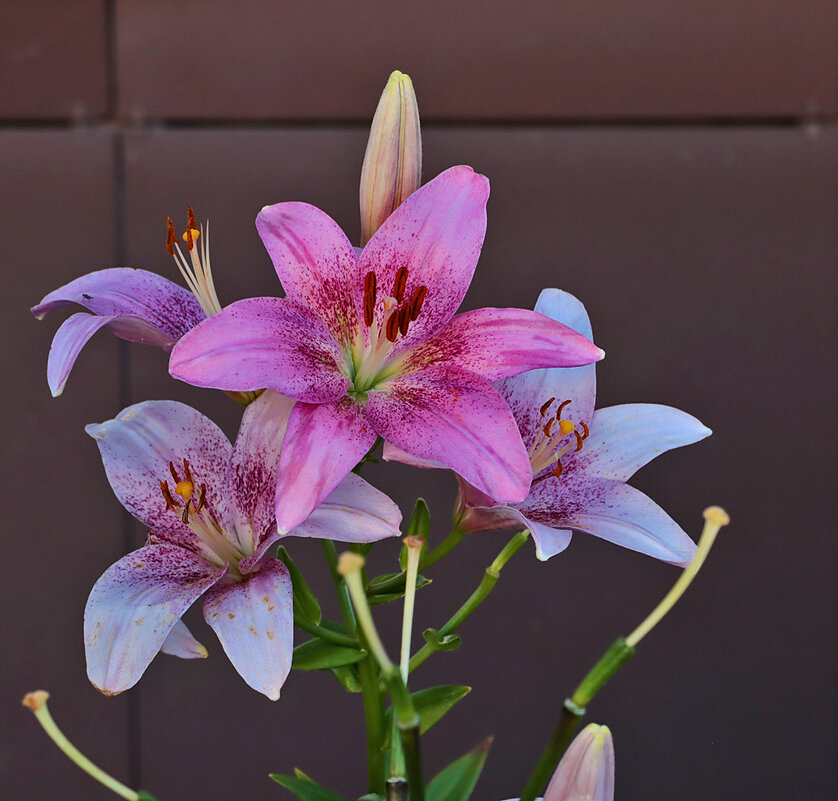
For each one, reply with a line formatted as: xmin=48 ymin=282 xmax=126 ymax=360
xmin=409 ymin=530 xmax=529 ymax=673
xmin=518 ymin=639 xmax=635 ymax=801
xmin=322 ymin=541 xmax=384 ymax=793
xmin=293 ymin=615 xmax=359 ymax=649
xmin=419 ymin=525 xmax=465 ymax=572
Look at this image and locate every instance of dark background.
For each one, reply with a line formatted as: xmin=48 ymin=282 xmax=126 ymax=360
xmin=2 ymin=2 xmax=836 ymax=800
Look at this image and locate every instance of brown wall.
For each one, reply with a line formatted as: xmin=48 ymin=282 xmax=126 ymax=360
xmin=2 ymin=3 xmax=836 ymax=800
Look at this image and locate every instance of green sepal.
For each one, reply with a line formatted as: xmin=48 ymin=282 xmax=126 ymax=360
xmin=137 ymin=792 xmax=159 ymax=801
xmin=366 ymin=573 xmax=432 ymax=605
xmin=270 ymin=773 xmax=349 ymax=801
xmin=425 ymin=737 xmax=493 ymax=801
xmin=292 ymin=638 xmax=366 ymax=670
xmin=278 ymin=546 xmax=321 ymax=624
xmin=423 ymin=628 xmax=461 ymax=652
xmin=331 ymin=663 xmax=363 ymax=692
xmin=400 ymin=499 xmax=430 ymax=569
xmin=383 ymin=685 xmax=471 ymax=747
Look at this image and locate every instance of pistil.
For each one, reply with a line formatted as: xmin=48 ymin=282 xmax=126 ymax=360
xmin=528 ymin=398 xmax=590 ymax=479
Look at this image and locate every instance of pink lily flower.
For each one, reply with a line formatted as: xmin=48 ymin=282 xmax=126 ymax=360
xmin=32 ymin=209 xmax=218 ymax=396
xmin=169 ymin=167 xmax=604 ymax=532
xmin=84 ymin=391 xmax=401 ymax=700
xmin=445 ymin=289 xmax=711 ymax=565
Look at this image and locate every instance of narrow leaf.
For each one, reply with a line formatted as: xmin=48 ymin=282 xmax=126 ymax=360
xmin=367 ymin=574 xmax=432 ymax=605
xmin=292 ymin=638 xmax=366 ymax=670
xmin=278 ymin=546 xmax=321 ymax=624
xmin=331 ymin=664 xmax=363 ymax=692
xmin=425 ymin=737 xmax=493 ymax=801
xmin=270 ymin=774 xmax=348 ymax=801
xmin=383 ymin=685 xmax=471 ymax=746
xmin=400 ymin=499 xmax=430 ymax=569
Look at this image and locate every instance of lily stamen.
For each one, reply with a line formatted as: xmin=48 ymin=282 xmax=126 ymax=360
xmin=528 ymin=398 xmax=589 ymax=478
xmin=166 ymin=207 xmax=222 ymax=317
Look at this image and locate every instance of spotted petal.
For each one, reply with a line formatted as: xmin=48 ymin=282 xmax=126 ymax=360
xmin=169 ymin=297 xmax=350 ymax=403
xmin=159 ymin=619 xmax=208 ymax=659
xmin=256 ymin=201 xmax=360 ymax=345
xmin=366 ymin=364 xmax=532 ymax=504
xmin=402 ymin=306 xmax=603 ymax=381
xmin=574 ymin=403 xmax=712 ymax=482
xmin=497 ymin=289 xmax=598 ymax=447
xmin=86 ymin=401 xmax=233 ymax=552
xmin=523 ymin=477 xmax=696 ymax=565
xmin=32 ymin=267 xmax=205 ymax=339
xmin=84 ymin=545 xmax=225 ymax=695
xmin=358 ymin=166 xmax=490 ymax=349
xmin=203 ymin=559 xmax=293 ymax=701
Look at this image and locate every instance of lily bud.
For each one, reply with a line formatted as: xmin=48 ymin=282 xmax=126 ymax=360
xmin=360 ymin=70 xmax=421 ymax=245
xmin=544 ymin=723 xmax=614 ymax=801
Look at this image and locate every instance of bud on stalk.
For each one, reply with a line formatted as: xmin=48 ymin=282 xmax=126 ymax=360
xmin=360 ymin=70 xmax=422 ymax=245
xmin=544 ymin=723 xmax=615 ymax=801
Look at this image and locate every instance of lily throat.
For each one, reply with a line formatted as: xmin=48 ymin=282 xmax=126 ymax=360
xmin=528 ymin=397 xmax=590 ymax=480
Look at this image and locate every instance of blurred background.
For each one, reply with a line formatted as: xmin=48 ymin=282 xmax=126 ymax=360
xmin=2 ymin=2 xmax=836 ymax=799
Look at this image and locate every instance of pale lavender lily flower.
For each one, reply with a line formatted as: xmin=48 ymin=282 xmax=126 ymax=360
xmin=169 ymin=166 xmax=604 ymax=532
xmin=389 ymin=289 xmax=710 ymax=565
xmin=32 ymin=210 xmax=218 ymax=396
xmin=84 ymin=390 xmax=401 ymax=700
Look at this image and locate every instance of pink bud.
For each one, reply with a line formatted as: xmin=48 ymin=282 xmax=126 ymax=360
xmin=544 ymin=724 xmax=615 ymax=801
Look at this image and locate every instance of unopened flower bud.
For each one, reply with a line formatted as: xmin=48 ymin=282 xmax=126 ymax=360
xmin=359 ymin=70 xmax=421 ymax=245
xmin=544 ymin=723 xmax=614 ymax=801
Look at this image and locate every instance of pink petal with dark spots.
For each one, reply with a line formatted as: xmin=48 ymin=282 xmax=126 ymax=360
xmin=256 ymin=202 xmax=360 ymax=346
xmin=86 ymin=401 xmax=234 ymax=552
xmin=366 ymin=363 xmax=532 ymax=504
xmin=169 ymin=297 xmax=350 ymax=403
xmin=203 ymin=558 xmax=293 ymax=701
xmin=358 ymin=166 xmax=489 ymax=349
xmin=84 ymin=545 xmax=225 ymax=695
xmin=274 ymin=399 xmax=377 ymax=532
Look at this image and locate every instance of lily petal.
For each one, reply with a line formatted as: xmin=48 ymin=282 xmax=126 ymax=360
xmin=32 ymin=267 xmax=205 ymax=339
xmin=524 ymin=477 xmax=696 ymax=565
xmin=366 ymin=364 xmax=532 ymax=504
xmin=203 ymin=559 xmax=293 ymax=701
xmin=575 ymin=403 xmax=712 ymax=482
xmin=46 ymin=313 xmax=115 ymax=397
xmin=289 ymin=472 xmax=402 ymax=544
xmin=226 ymin=390 xmax=296 ymax=558
xmin=86 ymin=401 xmax=233 ymax=551
xmin=359 ymin=166 xmax=490 ymax=348
xmin=275 ymin=399 xmax=377 ymax=532
xmin=84 ymin=545 xmax=225 ymax=695
xmin=402 ymin=306 xmax=603 ymax=381
xmin=528 ymin=520 xmax=574 ymax=561
xmin=160 ymin=619 xmax=208 ymax=659
xmin=169 ymin=297 xmax=349 ymax=403
xmin=255 ymin=202 xmax=360 ymax=344
xmin=497 ymin=289 xmax=597 ymax=447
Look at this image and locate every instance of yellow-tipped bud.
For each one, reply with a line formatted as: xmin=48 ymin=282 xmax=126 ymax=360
xmin=544 ymin=723 xmax=615 ymax=801
xmin=359 ymin=70 xmax=421 ymax=245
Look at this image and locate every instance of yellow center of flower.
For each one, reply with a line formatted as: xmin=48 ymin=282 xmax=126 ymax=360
xmin=159 ymin=458 xmax=246 ymax=572
xmin=528 ymin=397 xmax=589 ymax=479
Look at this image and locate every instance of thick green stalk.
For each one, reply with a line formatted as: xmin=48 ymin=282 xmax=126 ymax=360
xmin=409 ymin=530 xmax=529 ymax=673
xmin=321 ymin=541 xmax=384 ymax=793
xmin=518 ymin=638 xmax=635 ymax=801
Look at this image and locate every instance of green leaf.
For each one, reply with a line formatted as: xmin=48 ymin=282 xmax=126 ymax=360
xmin=383 ymin=685 xmax=471 ymax=746
xmin=137 ymin=792 xmax=159 ymax=801
xmin=400 ymin=499 xmax=430 ymax=569
xmin=425 ymin=737 xmax=493 ymax=801
xmin=366 ymin=573 xmax=432 ymax=605
xmin=292 ymin=638 xmax=366 ymax=670
xmin=423 ymin=628 xmax=462 ymax=652
xmin=278 ymin=547 xmax=321 ymax=624
xmin=331 ymin=663 xmax=363 ymax=692
xmin=270 ymin=774 xmax=349 ymax=801
xmin=294 ymin=768 xmax=316 ymax=782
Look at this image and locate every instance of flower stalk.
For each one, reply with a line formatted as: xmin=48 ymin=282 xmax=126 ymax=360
xmin=22 ymin=691 xmax=150 ymax=801
xmin=409 ymin=529 xmax=529 ymax=673
xmin=519 ymin=506 xmax=729 ymax=801
xmin=339 ymin=552 xmax=424 ymax=801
